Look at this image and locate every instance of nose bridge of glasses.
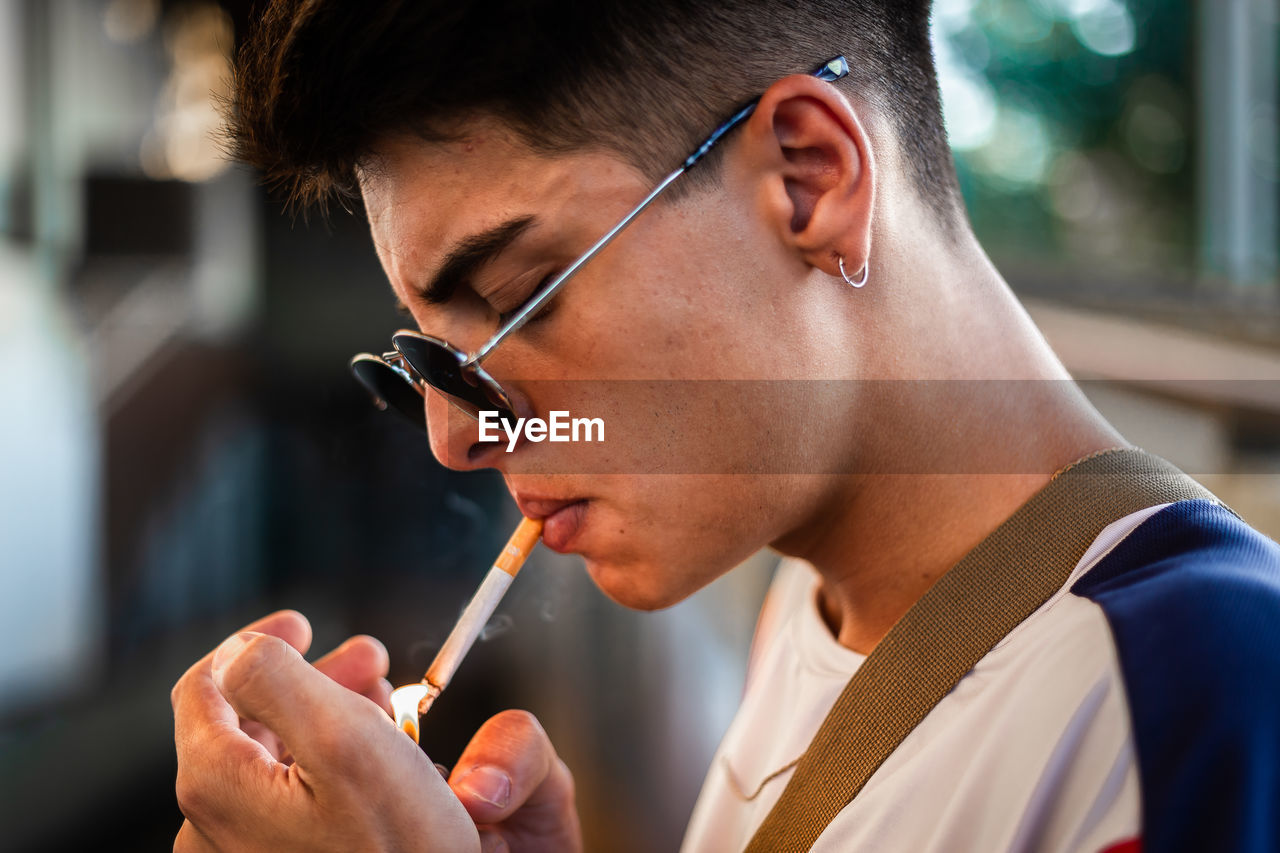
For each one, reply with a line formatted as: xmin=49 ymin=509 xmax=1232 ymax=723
xmin=380 ymin=351 xmax=426 ymax=392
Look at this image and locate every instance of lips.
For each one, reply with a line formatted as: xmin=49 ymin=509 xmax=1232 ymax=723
xmin=515 ymin=494 xmax=589 ymax=553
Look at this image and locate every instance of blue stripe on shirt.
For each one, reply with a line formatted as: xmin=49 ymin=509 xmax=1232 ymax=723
xmin=1072 ymin=499 xmax=1280 ymax=852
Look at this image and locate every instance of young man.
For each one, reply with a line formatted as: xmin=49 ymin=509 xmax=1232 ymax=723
xmin=170 ymin=2 xmax=1280 ymax=851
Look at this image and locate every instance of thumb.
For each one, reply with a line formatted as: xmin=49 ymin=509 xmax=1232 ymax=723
xmin=211 ymin=631 xmax=391 ymax=776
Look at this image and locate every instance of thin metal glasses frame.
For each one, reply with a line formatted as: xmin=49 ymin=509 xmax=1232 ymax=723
xmin=352 ymin=55 xmax=850 ymax=426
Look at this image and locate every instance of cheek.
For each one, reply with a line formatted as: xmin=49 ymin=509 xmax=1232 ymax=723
xmin=545 ymin=230 xmax=775 ymax=381
xmin=580 ymin=476 xmax=788 ymax=609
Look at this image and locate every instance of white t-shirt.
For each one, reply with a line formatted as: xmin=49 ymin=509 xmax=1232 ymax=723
xmin=680 ymin=504 xmax=1173 ymax=853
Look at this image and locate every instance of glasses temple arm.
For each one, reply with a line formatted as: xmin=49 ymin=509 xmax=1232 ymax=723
xmin=466 ymin=55 xmax=849 ymax=366
xmin=469 ymin=164 xmax=687 ymax=363
xmin=682 ymin=56 xmax=848 ymax=171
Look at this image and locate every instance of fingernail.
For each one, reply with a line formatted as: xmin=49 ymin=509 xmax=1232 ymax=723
xmin=457 ymin=766 xmax=511 ymax=808
xmin=211 ymin=632 xmax=256 ymax=682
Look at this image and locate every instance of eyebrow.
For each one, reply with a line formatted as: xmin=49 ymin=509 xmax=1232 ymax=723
xmin=413 ymin=215 xmax=537 ymax=307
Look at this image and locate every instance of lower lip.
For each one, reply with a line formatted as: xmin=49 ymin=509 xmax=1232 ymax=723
xmin=542 ymin=500 xmax=588 ymax=552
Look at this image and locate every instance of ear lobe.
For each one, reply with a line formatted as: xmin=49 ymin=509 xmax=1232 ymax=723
xmin=745 ymin=76 xmax=875 ymax=280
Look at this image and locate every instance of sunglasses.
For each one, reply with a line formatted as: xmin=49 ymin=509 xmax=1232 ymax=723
xmin=350 ymin=55 xmax=851 ymax=430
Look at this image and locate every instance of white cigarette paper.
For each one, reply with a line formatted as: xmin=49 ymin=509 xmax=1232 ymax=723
xmin=391 ymin=516 xmax=543 ymax=743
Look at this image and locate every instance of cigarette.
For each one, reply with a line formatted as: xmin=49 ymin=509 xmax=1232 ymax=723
xmin=391 ymin=516 xmax=543 ymax=743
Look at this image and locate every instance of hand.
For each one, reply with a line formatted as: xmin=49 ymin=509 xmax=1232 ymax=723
xmin=449 ymin=710 xmax=583 ymax=853
xmin=237 ymin=620 xmax=392 ymax=766
xmin=171 ymin=610 xmax=478 ymax=852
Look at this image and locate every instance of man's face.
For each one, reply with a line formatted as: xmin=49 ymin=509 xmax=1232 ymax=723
xmin=359 ymin=125 xmax=857 ymax=609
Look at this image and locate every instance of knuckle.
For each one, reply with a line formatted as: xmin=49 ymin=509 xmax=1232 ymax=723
xmin=174 ymin=769 xmax=212 ymax=824
xmin=171 ymin=661 xmax=202 ymax=711
xmin=175 ymin=818 xmax=219 ymax=853
xmin=174 ymin=733 xmax=243 ymax=828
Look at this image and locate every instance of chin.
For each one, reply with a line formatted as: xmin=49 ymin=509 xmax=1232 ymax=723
xmin=581 ymin=554 xmax=693 ymax=612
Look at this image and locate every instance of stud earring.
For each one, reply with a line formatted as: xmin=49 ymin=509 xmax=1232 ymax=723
xmin=838 ymin=256 xmax=868 ymax=288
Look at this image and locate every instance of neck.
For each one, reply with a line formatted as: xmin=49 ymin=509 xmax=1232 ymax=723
xmin=777 ymin=222 xmax=1125 ymax=654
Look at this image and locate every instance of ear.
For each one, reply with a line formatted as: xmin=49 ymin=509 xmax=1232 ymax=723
xmin=736 ymin=73 xmax=875 ymax=281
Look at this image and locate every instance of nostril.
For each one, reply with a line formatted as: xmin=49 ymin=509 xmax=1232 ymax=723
xmin=468 ymin=439 xmax=495 ymax=462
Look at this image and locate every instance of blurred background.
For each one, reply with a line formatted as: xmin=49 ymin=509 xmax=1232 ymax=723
xmin=0 ymin=0 xmax=1276 ymax=850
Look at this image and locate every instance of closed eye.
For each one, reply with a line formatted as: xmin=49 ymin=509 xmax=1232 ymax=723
xmin=498 ymin=271 xmax=560 ymax=325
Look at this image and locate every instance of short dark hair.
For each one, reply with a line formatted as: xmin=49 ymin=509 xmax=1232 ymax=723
xmin=229 ymin=0 xmax=960 ymax=222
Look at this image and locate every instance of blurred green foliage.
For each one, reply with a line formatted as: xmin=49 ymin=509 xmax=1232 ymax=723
xmin=934 ymin=0 xmax=1195 ymax=272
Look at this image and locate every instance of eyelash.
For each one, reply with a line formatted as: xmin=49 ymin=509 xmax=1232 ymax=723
xmin=499 ymin=271 xmax=559 ymax=325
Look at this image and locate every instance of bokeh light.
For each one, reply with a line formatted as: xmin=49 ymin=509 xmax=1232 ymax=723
xmin=138 ymin=2 xmax=233 ymax=183
xmin=932 ymin=0 xmax=1197 ymax=270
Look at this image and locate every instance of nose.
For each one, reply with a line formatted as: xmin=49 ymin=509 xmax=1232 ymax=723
xmin=424 ymin=387 xmax=511 ymax=470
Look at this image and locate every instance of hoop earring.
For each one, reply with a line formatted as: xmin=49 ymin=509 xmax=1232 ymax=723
xmin=838 ymin=256 xmax=868 ymax=288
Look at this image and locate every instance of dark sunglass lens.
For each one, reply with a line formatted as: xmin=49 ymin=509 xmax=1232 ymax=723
xmin=480 ymin=382 xmax=512 ymax=413
xmin=394 ymin=334 xmax=495 ymax=412
xmin=350 ymin=358 xmax=425 ymax=429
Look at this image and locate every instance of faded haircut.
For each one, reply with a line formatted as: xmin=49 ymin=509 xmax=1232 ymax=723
xmin=228 ymin=0 xmax=960 ymax=222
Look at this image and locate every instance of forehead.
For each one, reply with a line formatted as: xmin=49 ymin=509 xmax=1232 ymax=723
xmin=357 ymin=125 xmax=644 ymax=288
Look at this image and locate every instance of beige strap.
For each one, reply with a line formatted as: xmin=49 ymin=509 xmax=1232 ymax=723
xmin=744 ymin=449 xmax=1219 ymax=852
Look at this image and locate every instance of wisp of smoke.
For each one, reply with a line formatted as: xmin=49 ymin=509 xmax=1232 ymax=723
xmin=480 ymin=613 xmax=514 ymax=642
